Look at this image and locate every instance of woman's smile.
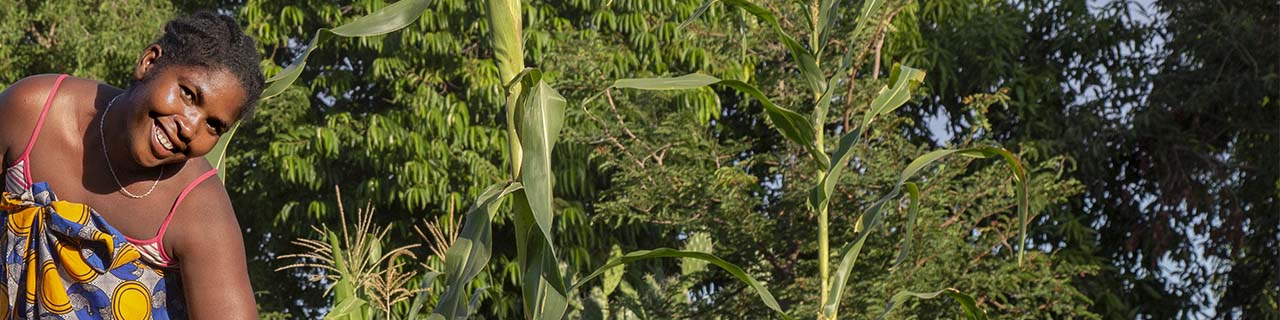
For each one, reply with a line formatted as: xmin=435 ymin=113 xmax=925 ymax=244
xmin=149 ymin=117 xmax=183 ymax=160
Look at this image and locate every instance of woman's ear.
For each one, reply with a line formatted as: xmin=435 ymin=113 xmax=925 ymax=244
xmin=134 ymin=45 xmax=163 ymax=81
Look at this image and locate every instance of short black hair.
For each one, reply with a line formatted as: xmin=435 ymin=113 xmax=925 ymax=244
xmin=150 ymin=11 xmax=264 ymax=120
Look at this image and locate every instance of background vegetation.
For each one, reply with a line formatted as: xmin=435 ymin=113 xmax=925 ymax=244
xmin=0 ymin=0 xmax=1275 ymax=318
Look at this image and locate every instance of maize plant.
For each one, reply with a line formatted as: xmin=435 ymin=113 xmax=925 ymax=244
xmin=232 ymin=0 xmax=575 ymax=318
xmin=247 ymin=0 xmax=1034 ymax=319
xmin=569 ymin=0 xmax=1030 ymax=319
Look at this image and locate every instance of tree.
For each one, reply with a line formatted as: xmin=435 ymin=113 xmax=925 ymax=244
xmin=881 ymin=0 xmax=1279 ymax=317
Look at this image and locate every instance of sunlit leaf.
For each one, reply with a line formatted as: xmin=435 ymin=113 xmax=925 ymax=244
xmin=612 ymin=73 xmax=721 ymax=90
xmin=504 ymin=72 xmax=572 ymax=320
xmin=861 ymin=64 xmax=926 ymax=130
xmin=261 ymin=0 xmax=432 ymax=99
xmin=206 ymin=123 xmax=239 ymax=180
xmin=603 ymin=245 xmax=625 ymax=297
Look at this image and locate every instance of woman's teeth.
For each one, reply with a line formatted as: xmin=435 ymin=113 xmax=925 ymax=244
xmin=155 ymin=126 xmax=175 ymax=150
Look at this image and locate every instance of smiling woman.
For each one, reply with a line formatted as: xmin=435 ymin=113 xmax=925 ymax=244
xmin=0 ymin=11 xmax=262 ymax=320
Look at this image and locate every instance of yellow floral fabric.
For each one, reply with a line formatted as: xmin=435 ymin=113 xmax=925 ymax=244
xmin=0 ymin=182 xmax=185 ymax=319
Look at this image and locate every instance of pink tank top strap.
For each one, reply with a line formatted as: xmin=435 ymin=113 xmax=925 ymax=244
xmin=19 ymin=74 xmax=69 ymax=186
xmin=156 ymin=169 xmax=220 ymax=240
xmin=127 ymin=169 xmax=218 ymax=265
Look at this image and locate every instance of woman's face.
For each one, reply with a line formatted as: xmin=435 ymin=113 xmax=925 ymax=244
xmin=124 ymin=46 xmax=247 ymax=167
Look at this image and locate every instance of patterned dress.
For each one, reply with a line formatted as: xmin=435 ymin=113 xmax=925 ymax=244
xmin=0 ymin=183 xmax=186 ymax=319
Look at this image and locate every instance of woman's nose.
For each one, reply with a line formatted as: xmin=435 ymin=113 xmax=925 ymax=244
xmin=178 ymin=104 xmax=205 ymax=141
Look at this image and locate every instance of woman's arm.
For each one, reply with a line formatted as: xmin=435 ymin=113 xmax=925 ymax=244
xmin=168 ymin=177 xmax=258 ymax=319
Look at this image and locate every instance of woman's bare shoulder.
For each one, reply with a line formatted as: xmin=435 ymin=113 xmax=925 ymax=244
xmin=165 ymin=160 xmax=242 ymax=261
xmin=0 ymin=74 xmax=68 ymax=159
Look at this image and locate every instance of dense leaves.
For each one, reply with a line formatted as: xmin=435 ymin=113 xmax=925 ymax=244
xmin=1 ymin=0 xmax=1271 ymax=318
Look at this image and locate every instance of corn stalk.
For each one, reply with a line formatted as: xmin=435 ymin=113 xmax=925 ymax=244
xmin=579 ymin=0 xmax=1030 ymax=319
xmin=234 ymin=0 xmax=567 ymax=318
xmin=253 ymin=0 xmax=1030 ymax=318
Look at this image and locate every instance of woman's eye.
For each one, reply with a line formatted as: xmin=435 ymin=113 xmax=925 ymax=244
xmin=181 ymin=86 xmax=195 ymax=101
xmin=207 ymin=119 xmax=224 ymax=134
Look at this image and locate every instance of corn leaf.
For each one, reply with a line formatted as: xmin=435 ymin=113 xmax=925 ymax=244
xmin=606 ymin=74 xmax=825 ymax=168
xmin=958 ymin=146 xmax=1031 ymax=265
xmin=325 ymin=231 xmax=369 ymax=320
xmin=809 ymin=129 xmax=863 ymax=212
xmin=861 ymin=64 xmax=926 ymax=130
xmin=261 ymin=0 xmax=432 ymax=98
xmin=849 ymin=0 xmax=886 ymax=49
xmin=432 ymin=182 xmax=523 ymax=320
xmin=206 ymin=123 xmax=238 ymax=180
xmin=603 ymin=245 xmax=625 ymax=297
xmin=878 ymin=288 xmax=988 ymax=320
xmin=814 ymin=0 xmax=839 ymax=52
xmin=612 ymin=73 xmax=721 ymax=90
xmin=406 ymin=271 xmax=443 ymax=320
xmin=890 ymin=183 xmax=921 ymax=271
xmin=685 ymin=0 xmax=824 ymax=94
xmin=517 ymin=75 xmax=566 ymax=257
xmin=824 ymin=197 xmax=889 ymax=319
xmin=323 ymin=295 xmax=371 ymax=320
xmin=572 ymin=248 xmax=791 ymax=320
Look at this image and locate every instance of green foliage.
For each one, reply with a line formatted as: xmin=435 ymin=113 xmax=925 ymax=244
xmin=0 ymin=0 xmax=1130 ymax=318
xmin=0 ymin=1 xmax=174 ymax=85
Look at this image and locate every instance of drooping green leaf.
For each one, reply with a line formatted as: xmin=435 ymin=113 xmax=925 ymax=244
xmin=261 ymin=0 xmax=432 ymax=99
xmin=814 ymin=0 xmax=839 ymax=52
xmin=824 ymin=197 xmax=890 ymax=319
xmin=326 ymin=0 xmax=432 ymax=37
xmin=261 ymin=32 xmax=321 ymax=99
xmin=890 ymin=183 xmax=921 ymax=271
xmin=206 ymin=122 xmax=239 ymax=180
xmin=520 ymin=229 xmax=569 ymax=320
xmin=861 ymin=64 xmax=926 ymax=130
xmin=432 ymin=182 xmax=523 ymax=320
xmin=957 ymin=146 xmax=1031 ymax=265
xmin=718 ymin=80 xmax=827 ymax=167
xmin=606 ymin=74 xmax=826 ymax=168
xmin=517 ymin=76 xmax=567 ymax=255
xmin=878 ymin=288 xmax=988 ymax=320
xmin=685 ymin=0 xmax=824 ymax=94
xmin=678 ymin=0 xmax=716 ymax=29
xmin=809 ymin=129 xmax=863 ymax=212
xmin=572 ymin=248 xmax=791 ymax=320
xmin=733 ymin=0 xmax=824 ymax=94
